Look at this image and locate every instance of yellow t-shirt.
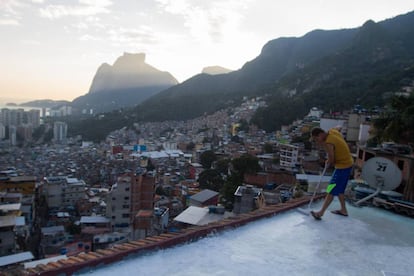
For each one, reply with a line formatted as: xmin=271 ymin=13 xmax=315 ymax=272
xmin=326 ymin=129 xmax=353 ymax=169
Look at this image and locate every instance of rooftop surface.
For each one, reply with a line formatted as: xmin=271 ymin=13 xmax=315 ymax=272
xmin=78 ymin=201 xmax=414 ymax=276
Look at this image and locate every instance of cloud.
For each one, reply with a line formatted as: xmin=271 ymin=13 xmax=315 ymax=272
xmin=107 ymin=26 xmax=159 ymax=47
xmin=0 ymin=0 xmax=26 ymax=25
xmin=154 ymin=0 xmax=251 ymax=44
xmin=39 ymin=0 xmax=113 ymax=19
xmin=0 ymin=18 xmax=20 ymax=26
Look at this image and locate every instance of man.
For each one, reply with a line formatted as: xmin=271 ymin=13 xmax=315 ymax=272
xmin=309 ymin=127 xmax=353 ymax=220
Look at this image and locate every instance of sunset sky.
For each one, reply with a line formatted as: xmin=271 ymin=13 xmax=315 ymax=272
xmin=1 ymin=0 xmax=413 ymax=104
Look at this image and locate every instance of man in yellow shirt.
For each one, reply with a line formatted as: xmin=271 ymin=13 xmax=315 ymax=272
xmin=309 ymin=127 xmax=354 ymax=220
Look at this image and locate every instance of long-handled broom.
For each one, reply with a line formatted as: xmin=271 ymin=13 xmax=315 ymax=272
xmin=297 ymin=164 xmax=328 ymax=215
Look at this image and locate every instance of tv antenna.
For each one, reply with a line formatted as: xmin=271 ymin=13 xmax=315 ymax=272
xmin=355 ymin=157 xmax=402 ymax=206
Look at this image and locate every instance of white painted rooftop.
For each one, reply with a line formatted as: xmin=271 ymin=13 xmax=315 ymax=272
xmin=78 ymin=201 xmax=414 ymax=276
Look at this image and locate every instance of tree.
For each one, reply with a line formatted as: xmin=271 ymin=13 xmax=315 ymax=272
xmin=215 ymin=158 xmax=231 ymax=175
xmin=370 ymin=94 xmax=414 ymax=144
xmin=220 ymin=173 xmax=243 ymax=210
xmin=263 ymin=143 xmax=274 ymax=153
xmin=219 ymin=154 xmax=261 ymax=210
xmin=231 ymin=154 xmax=261 ymax=177
xmin=199 ymin=150 xmax=217 ymax=169
xmin=198 ymin=169 xmax=224 ymax=192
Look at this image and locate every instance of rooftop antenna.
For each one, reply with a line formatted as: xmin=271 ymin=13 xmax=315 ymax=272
xmin=355 ymin=157 xmax=402 ymax=206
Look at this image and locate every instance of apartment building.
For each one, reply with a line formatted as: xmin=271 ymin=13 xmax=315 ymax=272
xmin=43 ymin=176 xmax=86 ymax=208
xmin=0 ymin=203 xmax=28 ymax=257
xmin=106 ymin=174 xmax=132 ymax=230
xmin=0 ymin=176 xmax=36 ymax=196
xmin=106 ymin=170 xmax=156 ymax=238
xmin=279 ymin=143 xmax=299 ymax=168
xmin=53 ymin=121 xmax=68 ymax=144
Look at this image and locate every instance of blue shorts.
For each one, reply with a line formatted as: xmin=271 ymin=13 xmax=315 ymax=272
xmin=327 ymin=167 xmax=352 ymax=196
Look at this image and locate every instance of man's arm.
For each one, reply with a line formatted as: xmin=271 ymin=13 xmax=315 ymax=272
xmin=324 ymin=143 xmax=335 ymax=167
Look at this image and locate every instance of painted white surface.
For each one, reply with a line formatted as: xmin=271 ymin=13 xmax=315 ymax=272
xmin=78 ymin=201 xmax=414 ymax=276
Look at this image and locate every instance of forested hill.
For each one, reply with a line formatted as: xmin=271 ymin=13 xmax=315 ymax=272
xmin=69 ymin=10 xmax=414 ymax=141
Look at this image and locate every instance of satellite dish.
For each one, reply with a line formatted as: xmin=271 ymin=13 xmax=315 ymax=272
xmin=356 ymin=157 xmax=402 ymax=205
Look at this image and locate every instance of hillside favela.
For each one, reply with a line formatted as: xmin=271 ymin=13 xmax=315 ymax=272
xmin=1 ymin=7 xmax=414 ymax=276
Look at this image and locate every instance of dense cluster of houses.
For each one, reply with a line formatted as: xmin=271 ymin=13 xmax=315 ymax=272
xmin=1 ymin=99 xmax=413 ymax=272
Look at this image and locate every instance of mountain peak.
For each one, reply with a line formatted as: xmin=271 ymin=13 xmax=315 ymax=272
xmin=202 ymin=66 xmax=233 ymax=75
xmin=88 ymin=53 xmax=178 ymax=94
xmin=113 ymin=52 xmax=147 ymax=71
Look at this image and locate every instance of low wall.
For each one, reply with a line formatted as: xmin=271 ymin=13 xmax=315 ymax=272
xmin=19 ymin=195 xmax=323 ymax=276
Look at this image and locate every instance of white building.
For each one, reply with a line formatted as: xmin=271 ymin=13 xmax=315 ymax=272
xmin=43 ymin=176 xmax=86 ymax=208
xmin=279 ymin=143 xmax=299 ymax=168
xmin=346 ymin=113 xmax=372 ymax=142
xmin=307 ymin=107 xmax=323 ymax=120
xmin=9 ymin=126 xmax=16 ymax=146
xmin=53 ymin=122 xmax=67 ymax=143
xmin=106 ymin=175 xmax=132 ymax=231
xmin=0 ymin=123 xmax=5 ymax=139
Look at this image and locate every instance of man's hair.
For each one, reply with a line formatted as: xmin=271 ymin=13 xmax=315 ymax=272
xmin=311 ymin=127 xmax=325 ymax=137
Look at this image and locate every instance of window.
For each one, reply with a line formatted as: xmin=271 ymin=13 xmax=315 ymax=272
xmin=122 ymin=213 xmax=130 ymax=218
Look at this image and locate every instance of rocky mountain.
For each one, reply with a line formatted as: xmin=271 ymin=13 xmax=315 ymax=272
xmin=69 ymin=10 xmax=414 ymax=141
xmin=71 ymin=53 xmax=178 ymax=113
xmin=20 ymin=99 xmax=71 ymax=108
xmin=131 ymin=11 xmax=414 ymax=123
xmin=202 ymin=66 xmax=233 ymax=75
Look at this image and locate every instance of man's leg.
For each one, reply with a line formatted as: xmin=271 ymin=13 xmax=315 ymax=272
xmin=337 ymin=193 xmax=348 ymax=215
xmin=315 ymin=193 xmax=333 ymax=217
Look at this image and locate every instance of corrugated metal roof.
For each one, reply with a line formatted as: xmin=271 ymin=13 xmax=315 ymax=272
xmin=0 ymin=252 xmax=34 ymax=267
xmin=190 ymin=189 xmax=219 ymax=203
xmin=174 ymin=206 xmax=209 ymax=225
xmin=174 ymin=206 xmax=225 ymax=226
xmin=0 ymin=215 xmax=16 ymax=227
xmin=41 ymin=225 xmax=65 ymax=234
xmin=0 ymin=203 xmax=21 ymax=211
xmin=80 ymin=216 xmax=110 ymax=224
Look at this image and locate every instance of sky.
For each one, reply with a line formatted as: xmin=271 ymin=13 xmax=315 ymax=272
xmin=1 ymin=1 xmax=414 ymax=104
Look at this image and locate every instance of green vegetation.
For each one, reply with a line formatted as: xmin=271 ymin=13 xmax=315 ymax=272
xmin=220 ymin=154 xmax=261 ymax=209
xmin=198 ymin=169 xmax=224 ymax=192
xmin=199 ymin=150 xmax=217 ymax=169
xmin=370 ymin=94 xmax=414 ymax=145
xmin=65 ymin=12 xmax=414 ymax=141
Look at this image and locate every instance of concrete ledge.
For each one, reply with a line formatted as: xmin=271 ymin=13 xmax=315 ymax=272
xmin=22 ymin=195 xmax=323 ymax=276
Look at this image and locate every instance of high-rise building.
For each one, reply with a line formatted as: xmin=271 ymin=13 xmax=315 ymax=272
xmin=279 ymin=143 xmax=299 ymax=168
xmin=27 ymin=109 xmax=40 ymax=128
xmin=53 ymin=121 xmax=67 ymax=143
xmin=0 ymin=123 xmax=5 ymax=139
xmin=0 ymin=108 xmax=41 ymax=128
xmin=8 ymin=126 xmax=16 ymax=146
xmin=0 ymin=108 xmax=11 ymax=126
xmin=106 ymin=170 xmax=155 ymax=237
xmin=43 ymin=176 xmax=86 ymax=208
xmin=17 ymin=124 xmax=33 ymax=142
